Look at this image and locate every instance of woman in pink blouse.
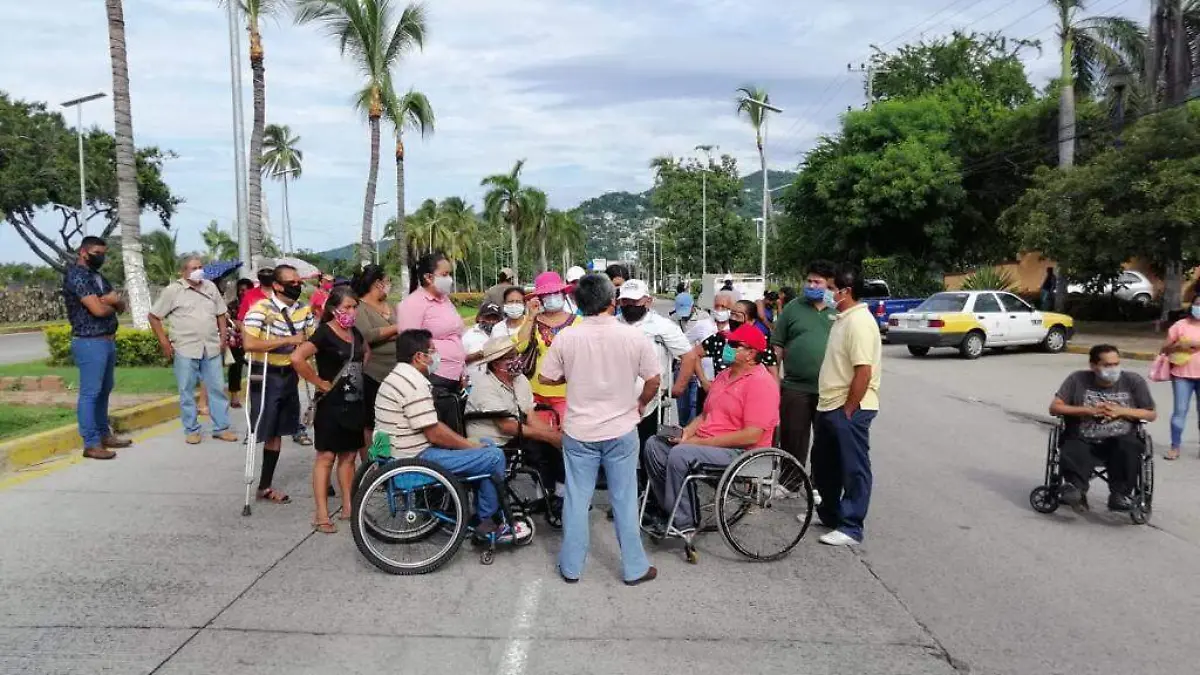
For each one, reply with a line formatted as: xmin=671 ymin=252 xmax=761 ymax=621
xmin=396 ymin=252 xmax=466 ymax=394
xmin=1162 ymin=292 xmax=1200 ymax=459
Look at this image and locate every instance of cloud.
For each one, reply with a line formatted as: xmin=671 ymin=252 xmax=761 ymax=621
xmin=0 ymin=0 xmax=1142 ymax=263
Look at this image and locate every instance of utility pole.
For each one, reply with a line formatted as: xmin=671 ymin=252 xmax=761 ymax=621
xmin=226 ymin=0 xmax=250 ymax=275
xmin=61 ymin=92 xmax=106 ymax=237
xmin=848 ymin=62 xmax=888 ymax=108
xmin=738 ymin=97 xmax=783 ymax=283
xmin=372 ymin=200 xmax=388 ymax=264
xmin=695 ymin=144 xmax=717 ymax=279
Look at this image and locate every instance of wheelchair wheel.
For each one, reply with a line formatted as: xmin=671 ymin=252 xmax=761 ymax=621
xmin=716 ymin=449 xmax=813 ymax=561
xmin=1029 ymin=486 xmax=1060 ymax=514
xmin=351 ymin=458 xmax=468 ymax=575
xmin=1131 ymin=450 xmax=1154 ymax=525
xmin=352 ymin=458 xmax=381 ymax=500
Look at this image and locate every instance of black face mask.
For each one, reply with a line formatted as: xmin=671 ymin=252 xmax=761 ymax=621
xmin=621 ymin=305 xmax=649 ymax=324
xmin=86 ymin=252 xmax=106 ymax=271
xmin=728 ymin=320 xmax=744 ymax=332
xmin=278 ymin=282 xmax=303 ymax=302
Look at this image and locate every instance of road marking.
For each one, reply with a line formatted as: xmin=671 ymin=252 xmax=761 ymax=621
xmin=0 ymin=419 xmax=180 ymax=491
xmin=497 ymin=577 xmax=543 ymax=675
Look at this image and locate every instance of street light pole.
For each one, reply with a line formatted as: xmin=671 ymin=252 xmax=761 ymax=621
xmin=226 ymin=0 xmax=251 ymax=274
xmin=61 ymin=92 xmax=107 ymax=237
xmin=373 ymin=200 xmax=389 ymax=264
xmin=271 ymin=168 xmax=297 ymax=254
xmin=738 ymin=97 xmax=783 ymax=283
xmin=695 ymin=144 xmax=717 ymax=278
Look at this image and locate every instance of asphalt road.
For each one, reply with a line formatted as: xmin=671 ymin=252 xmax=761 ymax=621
xmin=0 ymin=331 xmax=49 ymax=365
xmin=2 ymin=344 xmax=1199 ymax=674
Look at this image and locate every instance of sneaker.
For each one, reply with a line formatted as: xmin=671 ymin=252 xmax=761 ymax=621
xmin=494 ymin=520 xmax=533 ymax=545
xmin=812 ymin=489 xmax=823 ymax=506
xmin=185 ymin=433 xmax=202 ymax=445
xmin=818 ymin=530 xmax=861 ymax=546
xmin=212 ymin=430 xmax=239 ymax=442
xmin=1058 ymin=482 xmax=1084 ymax=507
xmin=1107 ymin=493 xmax=1133 ymax=512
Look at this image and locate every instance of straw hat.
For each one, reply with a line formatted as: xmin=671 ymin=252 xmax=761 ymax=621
xmin=475 ymin=336 xmax=519 ymax=367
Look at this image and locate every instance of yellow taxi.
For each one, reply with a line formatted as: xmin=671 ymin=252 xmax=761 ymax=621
xmin=887 ymin=290 xmax=1075 ymax=359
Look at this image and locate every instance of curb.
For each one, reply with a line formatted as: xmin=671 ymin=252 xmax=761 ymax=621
xmin=1066 ymin=344 xmax=1157 ymax=362
xmin=0 ymin=396 xmax=179 ymax=475
xmin=0 ymin=326 xmax=53 ymax=336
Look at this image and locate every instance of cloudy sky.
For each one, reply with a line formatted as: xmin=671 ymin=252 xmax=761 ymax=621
xmin=2 ymin=0 xmax=1147 ymax=263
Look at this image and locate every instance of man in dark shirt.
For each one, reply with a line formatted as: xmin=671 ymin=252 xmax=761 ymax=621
xmin=62 ymin=236 xmax=132 ymax=459
xmin=1050 ymin=344 xmax=1156 ymax=511
xmin=772 ymin=260 xmax=837 ymax=468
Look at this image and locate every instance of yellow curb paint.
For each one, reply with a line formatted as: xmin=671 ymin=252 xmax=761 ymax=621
xmin=0 ymin=418 xmax=181 ymax=491
xmin=0 ymin=396 xmax=179 ymax=477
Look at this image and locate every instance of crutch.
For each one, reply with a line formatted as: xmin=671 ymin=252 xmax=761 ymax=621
xmin=242 ymin=350 xmax=269 ymax=516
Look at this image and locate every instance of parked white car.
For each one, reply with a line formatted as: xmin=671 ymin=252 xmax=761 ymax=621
xmin=1067 ymin=270 xmax=1155 ymax=306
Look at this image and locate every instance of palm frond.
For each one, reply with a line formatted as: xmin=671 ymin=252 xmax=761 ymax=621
xmin=385 ymin=85 xmax=434 ymax=136
xmin=384 ymin=2 xmax=427 ymax=67
xmin=1077 ymin=15 xmax=1148 ymax=94
xmin=735 ymin=85 xmax=769 ymax=128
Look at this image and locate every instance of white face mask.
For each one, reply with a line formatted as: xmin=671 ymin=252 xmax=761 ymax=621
xmin=187 ymin=268 xmax=205 ymax=283
xmin=432 ymin=275 xmax=454 ymax=295
xmin=542 ymin=294 xmax=565 ymax=312
xmin=713 ymin=309 xmax=731 ymax=323
xmin=503 ymin=303 xmax=525 ymax=319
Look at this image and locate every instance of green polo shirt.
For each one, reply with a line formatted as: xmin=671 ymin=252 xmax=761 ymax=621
xmin=770 ymin=298 xmax=836 ymax=394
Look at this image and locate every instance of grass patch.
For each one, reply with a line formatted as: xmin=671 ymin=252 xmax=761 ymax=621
xmin=0 ymin=405 xmax=77 ymax=441
xmin=0 ymin=361 xmax=177 ymax=394
xmin=457 ymin=305 xmax=477 ymax=319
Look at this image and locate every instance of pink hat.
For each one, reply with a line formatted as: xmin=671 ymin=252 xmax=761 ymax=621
xmin=532 ymin=271 xmax=569 ymax=296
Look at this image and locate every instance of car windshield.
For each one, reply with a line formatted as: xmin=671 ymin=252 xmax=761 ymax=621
xmin=914 ymin=293 xmax=969 ymax=313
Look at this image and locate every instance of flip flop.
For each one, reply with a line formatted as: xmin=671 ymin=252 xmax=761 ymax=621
xmin=313 ymin=521 xmax=337 ymax=534
xmin=1165 ymin=448 xmax=1181 ymax=461
xmin=257 ymin=488 xmax=291 ymax=504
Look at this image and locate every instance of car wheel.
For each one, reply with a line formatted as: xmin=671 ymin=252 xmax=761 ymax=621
xmin=1133 ymin=293 xmax=1151 ymax=307
xmin=959 ymin=332 xmax=985 ymax=360
xmin=1042 ymin=326 xmax=1067 ymax=353
xmin=907 ymin=345 xmax=930 ymax=357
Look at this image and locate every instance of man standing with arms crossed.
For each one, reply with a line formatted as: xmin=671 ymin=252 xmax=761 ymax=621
xmin=811 ymin=266 xmax=882 ymax=547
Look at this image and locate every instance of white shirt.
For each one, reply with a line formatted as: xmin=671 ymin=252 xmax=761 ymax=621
xmin=462 ymin=325 xmax=491 ymax=384
xmin=490 ymin=319 xmax=523 ymax=339
xmin=622 ymin=310 xmax=692 ymax=421
xmin=686 ymin=313 xmax=720 ymax=381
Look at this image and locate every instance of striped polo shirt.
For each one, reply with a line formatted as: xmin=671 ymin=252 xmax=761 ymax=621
xmin=242 ymin=296 xmax=316 ymax=367
xmin=375 ymin=362 xmax=439 ymax=457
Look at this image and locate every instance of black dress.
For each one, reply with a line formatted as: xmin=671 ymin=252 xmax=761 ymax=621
xmin=309 ymin=323 xmax=367 ymax=453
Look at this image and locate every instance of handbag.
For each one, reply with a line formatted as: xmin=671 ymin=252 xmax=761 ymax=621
xmin=1149 ymin=353 xmax=1171 ymax=382
xmin=519 ymin=315 xmax=576 ymax=379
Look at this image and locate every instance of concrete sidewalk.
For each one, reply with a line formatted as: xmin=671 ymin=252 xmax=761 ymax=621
xmin=1069 ymin=332 xmax=1163 ymax=361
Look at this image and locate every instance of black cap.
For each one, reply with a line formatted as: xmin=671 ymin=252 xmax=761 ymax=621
xmin=478 ymin=302 xmax=503 ymax=318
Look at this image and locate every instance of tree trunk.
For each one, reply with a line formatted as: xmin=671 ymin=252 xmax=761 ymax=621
xmin=1057 ymin=27 xmax=1076 ymax=170
xmin=395 ymin=132 xmax=409 ymax=292
xmin=538 ymin=230 xmax=548 ymax=273
xmin=509 ymin=218 xmax=519 ymax=285
xmin=562 ymin=244 xmax=568 ymax=273
xmin=105 ymin=0 xmax=150 ymax=330
xmin=362 ymin=113 xmax=381 ymax=267
xmin=247 ymin=24 xmax=266 ymax=267
xmin=1147 ymin=1 xmax=1164 ymax=104
xmin=1163 ymin=260 xmax=1183 ymax=322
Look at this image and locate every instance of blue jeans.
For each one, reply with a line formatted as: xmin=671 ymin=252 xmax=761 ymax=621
xmin=673 ymin=362 xmax=699 ymax=426
xmin=174 ymin=353 xmax=231 ymax=435
xmin=1170 ymin=377 xmax=1200 ymax=448
xmin=811 ymin=408 xmax=877 ymax=542
xmin=419 ymin=446 xmax=506 ymax=519
xmin=559 ymin=430 xmax=651 ymax=582
xmin=71 ymin=337 xmax=116 ymax=448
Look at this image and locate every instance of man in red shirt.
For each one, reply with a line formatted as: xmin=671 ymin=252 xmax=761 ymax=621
xmin=237 ymin=268 xmax=275 ymax=321
xmin=310 ymin=274 xmax=333 ymax=316
xmin=643 ymin=323 xmax=781 ymax=534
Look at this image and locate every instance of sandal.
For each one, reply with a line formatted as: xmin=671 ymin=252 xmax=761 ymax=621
xmin=294 ymin=434 xmax=313 ymax=447
xmin=257 ymin=488 xmax=291 ymax=504
xmin=1165 ymin=448 xmax=1181 ymax=461
xmin=313 ymin=521 xmax=337 ymax=534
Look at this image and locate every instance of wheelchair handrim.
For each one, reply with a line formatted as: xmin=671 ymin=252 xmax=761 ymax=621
xmin=717 ymin=449 xmax=813 ymax=561
xmin=353 ymin=464 xmax=467 ymax=572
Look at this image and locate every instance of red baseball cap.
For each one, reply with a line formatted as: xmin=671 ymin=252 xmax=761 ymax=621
xmin=725 ymin=323 xmax=767 ymax=352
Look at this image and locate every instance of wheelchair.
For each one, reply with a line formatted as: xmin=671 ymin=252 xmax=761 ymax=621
xmin=638 ymin=446 xmax=815 ymax=564
xmin=1028 ymin=419 xmax=1155 ymax=525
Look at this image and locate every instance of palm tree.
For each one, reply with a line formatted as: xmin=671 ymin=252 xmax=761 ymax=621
xmin=546 ymin=209 xmax=585 ymax=272
xmin=481 ymin=159 xmax=529 ymax=282
xmin=142 ymin=229 xmax=180 ymax=287
xmin=521 ymin=188 xmax=549 ymax=272
xmin=1050 ymin=0 xmax=1146 ymax=169
xmin=736 ymin=85 xmax=777 ymax=238
xmin=105 ymin=0 xmax=151 ymax=329
xmin=202 ymin=221 xmax=239 ymax=260
xmin=296 ymin=0 xmax=428 ymax=266
xmin=385 ymin=87 xmax=433 ymax=290
xmin=261 ymin=123 xmax=303 ymax=253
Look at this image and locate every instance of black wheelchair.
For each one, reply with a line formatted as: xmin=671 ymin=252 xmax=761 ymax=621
xmin=1029 ymin=419 xmax=1155 ymax=525
xmin=348 ymin=386 xmax=559 ymax=575
xmin=639 ymin=446 xmax=815 ymax=564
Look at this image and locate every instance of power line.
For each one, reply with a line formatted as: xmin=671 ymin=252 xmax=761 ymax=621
xmin=878 ymin=0 xmax=989 ymax=48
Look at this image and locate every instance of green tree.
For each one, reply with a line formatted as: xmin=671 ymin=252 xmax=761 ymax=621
xmin=482 ymin=159 xmax=543 ymax=283
xmin=202 ymin=220 xmax=239 ymax=260
xmin=261 ymin=123 xmax=303 ymax=253
xmin=648 ymin=153 xmax=751 ymax=274
xmin=870 ymin=30 xmax=1039 ymax=107
xmin=142 ymin=229 xmax=180 ymax=287
xmin=386 ymin=87 xmax=434 ymax=290
xmin=295 ymin=0 xmax=428 ymax=265
xmin=546 ymin=209 xmax=586 ymax=273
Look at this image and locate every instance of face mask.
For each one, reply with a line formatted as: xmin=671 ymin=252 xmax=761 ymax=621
xmin=504 ymin=303 xmax=525 ymax=319
xmin=803 ymin=286 xmax=824 ymax=303
xmin=279 ymin=283 xmax=303 ymax=302
xmin=480 ymin=321 xmax=497 ymax=335
xmin=502 ymin=359 xmax=523 ymax=377
xmin=427 ymin=351 xmax=441 ymax=375
xmin=826 ymin=289 xmax=839 ymax=307
xmin=728 ymin=320 xmax=744 ymax=331
xmin=721 ymin=343 xmax=738 ymax=365
xmin=622 ymin=305 xmax=649 ymax=323
xmin=1191 ymin=306 xmax=1200 ymax=320
xmin=713 ymin=309 xmax=731 ymax=323
xmin=542 ymin=294 xmax=565 ymax=312
xmin=1097 ymin=366 xmax=1121 ymax=384
xmin=432 ymin=275 xmax=455 ymax=295
xmin=187 ymin=268 xmax=205 ymax=283
xmin=86 ymin=252 xmax=106 ymax=270
xmin=334 ymin=309 xmax=357 ymax=328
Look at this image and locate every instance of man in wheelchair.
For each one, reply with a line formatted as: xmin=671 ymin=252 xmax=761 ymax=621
xmin=375 ymin=329 xmax=530 ymax=543
xmin=466 ymin=337 xmax=566 ymax=524
xmin=1050 ymin=344 xmax=1157 ymax=512
xmin=643 ymin=324 xmax=781 ymax=535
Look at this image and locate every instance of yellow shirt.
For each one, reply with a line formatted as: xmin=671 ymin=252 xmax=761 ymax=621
xmin=817 ymin=303 xmax=881 ymax=412
xmin=242 ymin=296 xmax=316 ymax=367
xmin=517 ymin=313 xmax=578 ymax=398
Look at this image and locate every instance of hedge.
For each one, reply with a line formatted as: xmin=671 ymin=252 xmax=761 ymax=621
xmin=450 ymin=292 xmax=484 ymax=308
xmin=44 ymin=326 xmax=170 ymax=367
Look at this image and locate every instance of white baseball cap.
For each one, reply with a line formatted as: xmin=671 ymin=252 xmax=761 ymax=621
xmin=618 ymin=279 xmax=649 ymax=301
xmin=565 ymin=265 xmax=586 ymax=283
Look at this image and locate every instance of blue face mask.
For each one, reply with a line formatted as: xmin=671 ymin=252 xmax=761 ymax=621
xmin=1191 ymin=305 xmax=1200 ymax=320
xmin=721 ymin=343 xmax=737 ymax=365
xmin=803 ymin=286 xmax=824 ymax=303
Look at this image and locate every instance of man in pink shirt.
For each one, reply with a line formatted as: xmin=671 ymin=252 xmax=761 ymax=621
xmin=540 ymin=273 xmax=660 ymax=586
xmin=643 ymin=323 xmax=781 ymax=536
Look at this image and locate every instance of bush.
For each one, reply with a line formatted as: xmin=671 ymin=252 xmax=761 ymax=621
xmin=861 ymin=256 xmax=944 ymax=298
xmin=960 ymin=267 xmax=1016 ymax=292
xmin=44 ymin=326 xmax=170 ymax=367
xmin=450 ymin=292 xmax=484 ymax=308
xmin=1063 ymin=295 xmax=1162 ymax=322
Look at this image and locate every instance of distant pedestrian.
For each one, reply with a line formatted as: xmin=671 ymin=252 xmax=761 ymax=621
xmin=463 ymin=302 xmax=504 ymax=384
xmin=1161 ymin=291 xmax=1200 ymax=460
xmin=226 ymin=278 xmax=254 ymax=409
xmin=242 ymin=264 xmax=317 ymax=505
xmin=61 ymin=235 xmax=131 ymax=460
xmin=237 ymin=268 xmax=275 ymax=323
xmin=772 ymin=260 xmax=837 ymax=470
xmin=670 ymin=282 xmax=694 ymax=329
xmin=564 ymin=266 xmax=586 ymax=315
xmin=811 ymin=265 xmax=882 ymax=546
xmin=1041 ymin=267 xmax=1057 ymax=310
xmin=148 ymin=256 xmax=239 ymax=445
xmin=540 ymin=273 xmax=660 ymax=585
xmin=351 ymin=264 xmax=399 ymax=446
xmin=484 ymin=267 xmax=516 ymax=308
xmin=605 ymin=263 xmax=629 ymax=289
xmin=310 ymin=274 xmax=334 ymax=316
